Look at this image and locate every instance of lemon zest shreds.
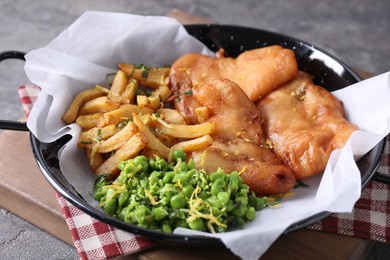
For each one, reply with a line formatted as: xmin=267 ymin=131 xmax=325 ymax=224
xmin=187 ymin=185 xmax=227 ymax=233
xmin=145 ymin=189 xmax=160 ymax=205
xmin=90 ymin=142 xmax=100 ymax=166
xmin=238 ymin=165 xmax=247 ymax=175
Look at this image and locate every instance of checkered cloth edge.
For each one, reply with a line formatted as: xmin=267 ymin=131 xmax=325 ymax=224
xmin=18 ymin=84 xmax=390 ymax=259
xmin=56 ymin=194 xmax=157 ymax=260
xmin=18 ymin=85 xmax=157 ymax=260
xmin=306 ymin=137 xmax=390 ymax=242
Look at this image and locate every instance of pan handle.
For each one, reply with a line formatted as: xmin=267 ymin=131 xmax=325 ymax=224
xmin=0 ymin=50 xmax=29 ymax=131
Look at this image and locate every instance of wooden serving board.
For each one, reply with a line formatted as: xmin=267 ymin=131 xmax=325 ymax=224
xmin=0 ymin=9 xmax=374 ymax=259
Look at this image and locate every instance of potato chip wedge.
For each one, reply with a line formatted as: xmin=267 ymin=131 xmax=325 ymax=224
xmin=85 ymin=148 xmax=105 ymax=171
xmin=155 ymin=108 xmax=186 ymax=125
xmin=170 ymin=135 xmax=213 ymax=153
xmin=108 ymin=70 xmax=129 ymax=102
xmin=153 ymin=117 xmax=215 ymax=138
xmin=63 ymin=87 xmax=107 ymax=124
xmin=118 ymin=63 xmax=170 ymax=89
xmin=120 ymin=79 xmax=138 ymax=103
xmin=97 ymin=104 xmax=153 ymax=127
xmin=79 ymin=124 xmax=121 ymax=147
xmin=76 ymin=113 xmax=103 ymax=129
xmin=95 ymin=132 xmax=148 ymax=176
xmin=86 ymin=122 xmax=138 ymax=153
xmin=132 ymin=113 xmax=170 ymax=159
xmin=79 ymin=96 xmax=120 ymax=115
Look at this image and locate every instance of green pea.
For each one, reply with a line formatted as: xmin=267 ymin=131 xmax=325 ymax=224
xmin=118 ymin=190 xmax=129 ymax=207
xmin=246 ymin=206 xmax=256 ymax=221
xmin=130 ymin=176 xmax=140 ymax=187
xmin=181 ymin=185 xmax=195 ymax=198
xmin=170 ymin=194 xmax=186 ymax=209
xmin=135 ymin=205 xmax=151 ymax=224
xmin=228 ymin=171 xmax=240 ymax=193
xmin=118 ymin=160 xmax=128 ymax=171
xmin=181 ymin=162 xmax=190 ymax=172
xmin=211 ymin=178 xmax=226 ymax=195
xmin=148 ymin=175 xmax=159 ymax=185
xmin=94 ymin=187 xmax=106 ymax=200
xmin=162 ymin=171 xmax=174 ymax=183
xmin=175 ymin=219 xmax=189 ymax=228
xmin=133 ymin=155 xmax=149 ymax=172
xmin=149 ymin=157 xmax=168 ymax=171
xmin=217 ymin=191 xmax=230 ymax=206
xmin=235 ymin=196 xmax=248 ymax=206
xmin=232 ymin=204 xmax=246 ymax=217
xmin=188 ymin=218 xmax=204 ymax=231
xmin=173 ymin=149 xmax=186 ymax=162
xmin=173 ymin=173 xmax=189 ymax=185
xmin=207 ymin=195 xmax=224 ymax=208
xmin=140 ymin=179 xmax=148 ymax=188
xmin=225 ymin=199 xmax=235 ymax=212
xmin=187 ymin=158 xmax=195 ymax=169
xmin=122 ymin=207 xmax=136 ymax=223
xmin=248 ymin=193 xmax=268 ymax=210
xmin=104 ymin=197 xmax=118 ymax=215
xmin=162 ymin=223 xmax=173 ymax=233
xmin=116 ymin=172 xmax=127 ymax=183
xmin=212 ymin=206 xmax=222 ymax=216
xmin=232 ymin=216 xmax=245 ymax=227
xmin=152 ymin=206 xmax=168 ymax=221
xmin=209 ymin=170 xmax=226 ymax=182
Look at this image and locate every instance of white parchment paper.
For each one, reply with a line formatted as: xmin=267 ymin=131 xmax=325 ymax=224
xmin=24 ymin=11 xmax=390 ymax=260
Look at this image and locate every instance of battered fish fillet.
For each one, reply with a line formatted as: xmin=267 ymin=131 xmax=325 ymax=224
xmin=257 ymin=72 xmax=358 ymax=179
xmin=170 ymin=45 xmax=298 ymax=102
xmin=174 ymin=77 xmax=296 ymax=195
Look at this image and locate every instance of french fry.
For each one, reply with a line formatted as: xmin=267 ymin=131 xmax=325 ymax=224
xmin=85 ymin=122 xmax=138 ymax=153
xmin=76 ymin=113 xmax=103 ymax=129
xmin=153 ymin=117 xmax=215 ymax=138
xmin=155 ymin=133 xmax=178 ymax=147
xmin=95 ymin=132 xmax=148 ymax=176
xmin=132 ymin=113 xmax=170 ymax=159
xmin=62 ymin=87 xmax=107 ymax=124
xmin=155 ymin=108 xmax=186 ymax=125
xmin=79 ymin=124 xmax=121 ymax=147
xmin=108 ymin=70 xmax=129 ymax=102
xmin=195 ymin=107 xmax=210 ymax=123
xmin=118 ymin=63 xmax=170 ymax=89
xmin=85 ymin=148 xmax=105 ymax=171
xmin=97 ymin=104 xmax=153 ymax=127
xmin=121 ymin=78 xmax=138 ymax=103
xmin=170 ymin=135 xmax=213 ymax=153
xmin=79 ymin=96 xmax=120 ymax=115
xmin=137 ymin=85 xmax=172 ymax=110
xmin=136 ymin=95 xmax=156 ymax=108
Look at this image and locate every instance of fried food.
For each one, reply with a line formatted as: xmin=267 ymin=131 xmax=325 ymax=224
xmin=257 ymin=72 xmax=358 ymax=179
xmin=170 ymin=45 xmax=298 ymax=102
xmin=183 ymin=78 xmax=296 ymax=195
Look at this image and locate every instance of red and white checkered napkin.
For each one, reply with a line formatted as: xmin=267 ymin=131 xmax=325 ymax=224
xmin=18 ymin=85 xmax=157 ymax=260
xmin=307 ymin=137 xmax=390 ymax=242
xmin=18 ymin=84 xmax=390 ymax=259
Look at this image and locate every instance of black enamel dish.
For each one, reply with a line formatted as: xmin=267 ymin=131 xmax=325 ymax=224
xmin=1 ymin=24 xmax=385 ymax=247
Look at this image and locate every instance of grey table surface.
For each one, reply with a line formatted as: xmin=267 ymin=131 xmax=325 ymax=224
xmin=0 ymin=0 xmax=389 ymax=259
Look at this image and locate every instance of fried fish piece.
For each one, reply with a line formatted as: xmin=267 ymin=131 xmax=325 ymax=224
xmin=257 ymin=72 xmax=358 ymax=179
xmin=170 ymin=45 xmax=298 ymax=102
xmin=188 ymin=78 xmax=296 ymax=195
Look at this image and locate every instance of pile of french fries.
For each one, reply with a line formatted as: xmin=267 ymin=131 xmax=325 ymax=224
xmin=62 ymin=64 xmax=215 ymax=177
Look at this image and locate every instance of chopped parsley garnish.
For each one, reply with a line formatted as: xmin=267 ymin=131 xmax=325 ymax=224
xmin=184 ymin=89 xmax=193 ymax=96
xmin=294 ymin=180 xmax=310 ymax=188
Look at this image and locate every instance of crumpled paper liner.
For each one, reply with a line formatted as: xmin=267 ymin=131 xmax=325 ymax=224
xmin=24 ymin=11 xmax=390 ymax=260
